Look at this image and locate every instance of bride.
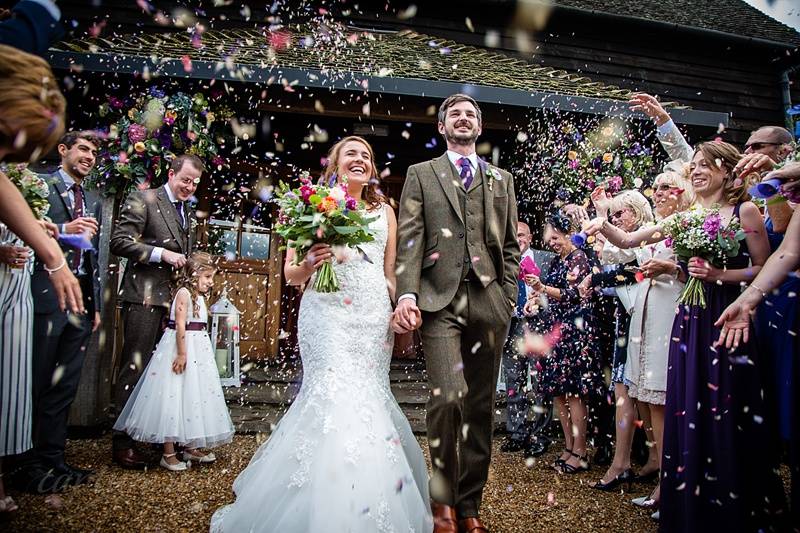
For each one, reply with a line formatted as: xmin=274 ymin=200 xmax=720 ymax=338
xmin=211 ymin=136 xmax=433 ymax=532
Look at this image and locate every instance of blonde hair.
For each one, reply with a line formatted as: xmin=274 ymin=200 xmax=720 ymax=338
xmin=610 ymin=189 xmax=654 ymax=228
xmin=694 ymin=141 xmax=753 ymax=205
xmin=321 ymin=135 xmax=386 ymax=209
xmin=653 ymin=164 xmax=695 ymax=214
xmin=173 ymin=252 xmax=217 ymax=315
xmin=0 ymin=45 xmax=66 ymax=162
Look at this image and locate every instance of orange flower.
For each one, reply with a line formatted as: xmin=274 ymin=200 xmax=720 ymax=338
xmin=317 ymin=196 xmax=338 ymax=214
xmin=567 ymin=150 xmax=578 ymax=160
xmin=603 ymin=152 xmax=613 ymax=163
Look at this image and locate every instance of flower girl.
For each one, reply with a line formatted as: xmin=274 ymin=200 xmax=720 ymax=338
xmin=113 ymin=252 xmax=234 ymax=471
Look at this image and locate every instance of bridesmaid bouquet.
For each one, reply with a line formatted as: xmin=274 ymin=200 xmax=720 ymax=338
xmin=662 ymin=207 xmax=745 ymax=308
xmin=274 ymin=176 xmax=376 ymax=293
xmin=2 ymin=163 xmax=50 ymax=219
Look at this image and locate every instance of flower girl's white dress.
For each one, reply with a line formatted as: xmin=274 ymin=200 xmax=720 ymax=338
xmin=113 ymin=288 xmax=234 ymax=448
xmin=211 ymin=204 xmax=433 ymax=532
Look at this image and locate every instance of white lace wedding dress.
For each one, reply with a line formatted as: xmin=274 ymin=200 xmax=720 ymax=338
xmin=211 ymin=204 xmax=433 ymax=533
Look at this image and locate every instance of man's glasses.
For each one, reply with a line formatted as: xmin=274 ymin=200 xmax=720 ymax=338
xmin=745 ymin=142 xmax=781 ymax=151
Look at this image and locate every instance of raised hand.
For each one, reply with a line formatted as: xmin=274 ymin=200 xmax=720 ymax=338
xmin=590 ymin=186 xmax=612 ymax=217
xmin=582 ymin=217 xmax=606 ymax=236
xmin=63 ymin=216 xmax=99 ymax=239
xmin=628 ymin=93 xmax=670 ymax=125
xmin=734 ymin=152 xmax=776 ymax=178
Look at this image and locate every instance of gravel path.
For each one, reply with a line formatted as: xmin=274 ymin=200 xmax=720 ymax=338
xmin=6 ymin=435 xmax=665 ymax=532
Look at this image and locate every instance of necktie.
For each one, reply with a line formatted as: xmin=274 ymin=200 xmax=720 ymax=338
xmin=457 ymin=157 xmax=473 ymax=190
xmin=173 ymin=201 xmax=185 ymax=228
xmin=71 ymin=183 xmax=84 ymax=271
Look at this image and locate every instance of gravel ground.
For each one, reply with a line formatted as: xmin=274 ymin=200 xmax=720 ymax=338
xmin=4 ymin=434 xmax=668 ymax=533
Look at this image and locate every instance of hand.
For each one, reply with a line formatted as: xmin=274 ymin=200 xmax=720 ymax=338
xmin=526 ymin=274 xmax=543 ymax=293
xmin=523 ymin=298 xmax=539 ymax=316
xmin=687 ymin=257 xmax=720 ymax=281
xmin=734 ymin=152 xmax=776 ymax=178
xmin=577 ymin=274 xmax=592 ymax=299
xmin=162 ymin=249 xmax=187 ymax=268
xmin=713 ymin=299 xmax=754 ymax=349
xmin=92 ymin=311 xmax=102 ymax=333
xmin=172 ymin=353 xmax=187 ymax=374
xmin=628 ymin=93 xmax=670 ymax=125
xmin=303 ymin=243 xmax=333 ymax=271
xmin=564 ymin=204 xmax=590 ymax=226
xmin=582 ymin=217 xmax=606 ymax=236
xmin=48 ymin=262 xmax=85 ymax=313
xmin=63 ymin=217 xmax=99 ymax=239
xmin=640 ymin=258 xmax=678 ymax=278
xmin=392 ymin=298 xmax=421 ymax=333
xmin=766 ymin=162 xmax=800 ymax=202
xmin=0 ymin=245 xmax=30 ymax=268
xmin=38 ymin=219 xmax=59 ymax=238
xmin=590 ymin=186 xmax=612 ymax=217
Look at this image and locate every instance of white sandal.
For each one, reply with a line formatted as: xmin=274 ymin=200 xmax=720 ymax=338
xmin=182 ymin=449 xmax=216 ymax=464
xmin=160 ymin=453 xmax=188 ymax=472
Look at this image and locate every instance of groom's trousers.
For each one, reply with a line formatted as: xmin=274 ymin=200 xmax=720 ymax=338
xmin=421 ymin=278 xmax=511 ymax=518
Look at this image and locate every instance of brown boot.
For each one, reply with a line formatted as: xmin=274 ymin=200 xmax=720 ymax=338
xmin=432 ymin=502 xmax=458 ymax=533
xmin=458 ymin=517 xmax=489 ymax=533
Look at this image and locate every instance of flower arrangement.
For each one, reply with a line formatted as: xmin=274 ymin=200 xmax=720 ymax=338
xmin=515 ymin=113 xmax=660 ymax=206
xmin=662 ymin=206 xmax=745 ymax=308
xmin=90 ymin=88 xmax=230 ymax=196
xmin=274 ymin=175 xmax=377 ymax=292
xmin=2 ymin=163 xmax=50 ymax=219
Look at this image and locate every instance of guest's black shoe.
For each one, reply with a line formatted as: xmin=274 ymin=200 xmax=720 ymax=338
xmin=524 ymin=439 xmax=549 ymax=458
xmin=500 ymin=438 xmax=526 ymax=453
xmin=590 ymin=468 xmax=634 ymax=491
xmin=592 ymin=444 xmax=613 ymax=467
xmin=54 ymin=464 xmax=95 ymax=486
xmin=12 ymin=465 xmax=69 ymax=494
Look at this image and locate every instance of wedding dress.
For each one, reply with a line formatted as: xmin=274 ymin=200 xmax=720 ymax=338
xmin=211 ymin=204 xmax=433 ymax=533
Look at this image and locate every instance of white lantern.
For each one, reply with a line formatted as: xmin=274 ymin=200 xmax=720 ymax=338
xmin=209 ymin=290 xmax=241 ymax=387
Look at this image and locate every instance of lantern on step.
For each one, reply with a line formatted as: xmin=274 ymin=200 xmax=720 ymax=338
xmin=209 ymin=290 xmax=241 ymax=387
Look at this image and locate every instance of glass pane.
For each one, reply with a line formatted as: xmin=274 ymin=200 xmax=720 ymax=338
xmin=208 ymin=223 xmax=238 ymax=258
xmin=214 ymin=317 xmax=234 ymax=378
xmin=240 ymin=232 xmax=270 ymax=260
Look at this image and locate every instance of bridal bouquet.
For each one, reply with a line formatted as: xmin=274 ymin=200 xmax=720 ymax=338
xmin=662 ymin=206 xmax=745 ymax=308
xmin=274 ymin=176 xmax=376 ymax=292
xmin=2 ymin=163 xmax=50 ymax=219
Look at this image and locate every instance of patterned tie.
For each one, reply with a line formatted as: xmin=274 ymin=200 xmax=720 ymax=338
xmin=71 ymin=183 xmax=84 ymax=271
xmin=173 ymin=201 xmax=185 ymax=228
xmin=457 ymin=157 xmax=473 ymax=190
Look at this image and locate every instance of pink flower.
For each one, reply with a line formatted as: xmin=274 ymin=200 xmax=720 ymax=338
xmin=299 ymin=184 xmax=314 ymax=203
xmin=607 ymin=175 xmax=623 ymax=192
xmin=127 ymin=123 xmax=148 ymax=144
xmin=568 ymin=159 xmax=580 ymax=170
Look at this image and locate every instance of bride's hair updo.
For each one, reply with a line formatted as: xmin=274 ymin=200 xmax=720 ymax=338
xmin=321 ymin=135 xmax=387 ymax=210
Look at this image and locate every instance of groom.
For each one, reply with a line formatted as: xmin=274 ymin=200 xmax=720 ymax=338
xmin=393 ymin=94 xmax=520 ymax=533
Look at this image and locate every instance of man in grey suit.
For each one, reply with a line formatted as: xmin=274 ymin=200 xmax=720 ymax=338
xmin=109 ymin=154 xmax=202 ymax=468
xmin=393 ymin=94 xmax=520 ymax=533
xmin=16 ymin=131 xmax=102 ymax=493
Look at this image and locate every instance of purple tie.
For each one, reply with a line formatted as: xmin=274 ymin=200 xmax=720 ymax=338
xmin=458 ymin=157 xmax=473 ymax=189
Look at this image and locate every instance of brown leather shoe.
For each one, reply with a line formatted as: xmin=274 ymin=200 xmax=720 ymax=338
xmin=112 ymin=447 xmax=148 ymax=470
xmin=458 ymin=517 xmax=489 ymax=533
xmin=432 ymin=502 xmax=458 ymax=533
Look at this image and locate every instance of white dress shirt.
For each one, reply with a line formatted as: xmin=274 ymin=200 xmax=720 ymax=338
xmin=149 ymin=184 xmax=181 ymax=263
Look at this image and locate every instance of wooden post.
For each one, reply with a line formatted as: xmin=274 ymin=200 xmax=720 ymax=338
xmin=68 ymin=194 xmax=117 ymax=427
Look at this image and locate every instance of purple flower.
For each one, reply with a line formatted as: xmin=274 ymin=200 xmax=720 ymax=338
xmin=127 ymin=123 xmax=148 ymax=144
xmin=664 ymin=237 xmax=674 ymax=247
xmin=608 ymin=175 xmax=623 ymax=193
xmin=345 ymin=196 xmax=358 ymax=210
xmin=108 ymin=97 xmax=124 ymax=109
xmin=149 ymin=87 xmax=165 ymax=98
xmin=568 ymin=159 xmax=580 ymax=170
xmin=702 ymin=213 xmax=722 ymax=238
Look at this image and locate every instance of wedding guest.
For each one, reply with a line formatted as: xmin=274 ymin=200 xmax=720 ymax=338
xmin=14 ymin=131 xmax=103 ymax=493
xmin=501 ymin=221 xmax=550 ymax=458
xmin=585 ymin=141 xmax=786 ymax=531
xmin=715 ymin=169 xmax=800 ymax=528
xmin=0 ymin=0 xmax=63 ymax=57
xmin=114 ymin=252 xmax=233 ymax=471
xmin=0 ymin=44 xmax=81 ymax=314
xmin=0 ymin=222 xmax=34 ymax=513
xmin=110 ymin=154 xmax=201 ymax=469
xmin=578 ymin=190 xmax=655 ymax=492
xmin=526 ymin=213 xmax=597 ymax=475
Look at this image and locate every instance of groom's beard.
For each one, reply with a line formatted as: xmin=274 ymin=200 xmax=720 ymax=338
xmin=444 ymin=124 xmax=479 ymax=146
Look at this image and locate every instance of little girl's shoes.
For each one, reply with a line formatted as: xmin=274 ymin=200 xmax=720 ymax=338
xmin=182 ymin=449 xmax=216 ymax=464
xmin=160 ymin=453 xmax=188 ymax=472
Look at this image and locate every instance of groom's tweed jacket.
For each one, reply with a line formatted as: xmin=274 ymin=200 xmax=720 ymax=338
xmin=396 ymin=153 xmax=520 ymax=314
